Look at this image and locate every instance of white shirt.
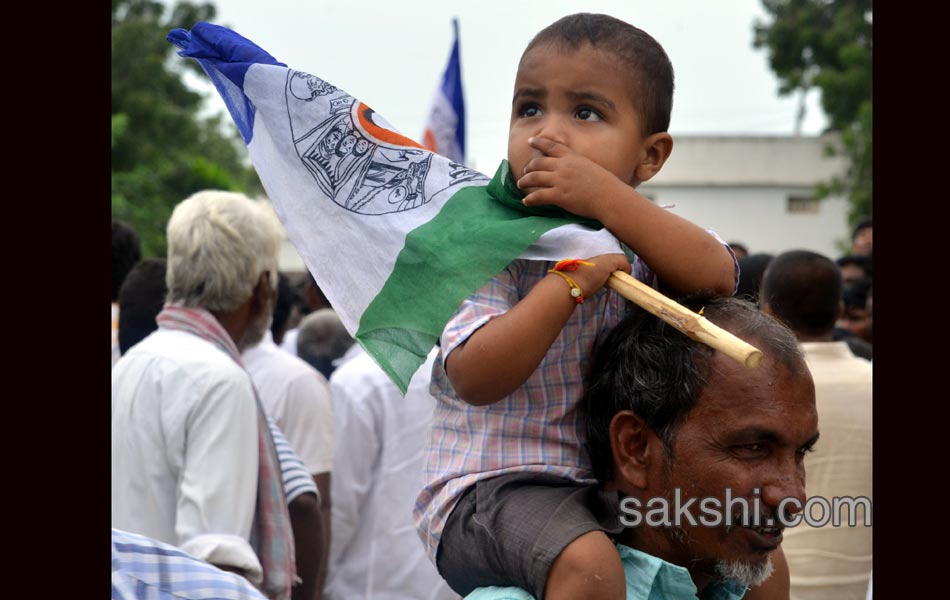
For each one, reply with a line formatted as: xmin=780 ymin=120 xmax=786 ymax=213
xmin=243 ymin=330 xmax=334 ymax=475
xmin=112 ymin=328 xmax=263 ymax=582
xmin=280 ymin=328 xmax=299 ymax=356
xmin=784 ymin=341 xmax=872 ymax=600
xmin=325 ymin=347 xmax=459 ymax=600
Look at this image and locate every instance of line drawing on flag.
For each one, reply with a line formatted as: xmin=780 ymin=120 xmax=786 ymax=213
xmin=288 ymin=76 xmax=484 ymax=217
xmin=422 ymin=18 xmax=465 ymax=164
xmin=168 ymin=23 xmax=621 ymax=393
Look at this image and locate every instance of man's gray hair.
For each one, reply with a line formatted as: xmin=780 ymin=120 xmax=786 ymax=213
xmin=297 ymin=308 xmax=354 ymax=379
xmin=166 ymin=190 xmax=282 ymax=313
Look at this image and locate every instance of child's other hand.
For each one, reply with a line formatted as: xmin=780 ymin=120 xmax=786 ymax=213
xmin=517 ymin=136 xmax=628 ymax=221
xmin=561 ymin=253 xmax=632 ymax=298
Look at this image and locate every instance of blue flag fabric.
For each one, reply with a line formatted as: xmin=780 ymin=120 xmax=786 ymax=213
xmin=168 ymin=24 xmax=285 ymax=143
xmin=421 ymin=18 xmax=465 ymax=163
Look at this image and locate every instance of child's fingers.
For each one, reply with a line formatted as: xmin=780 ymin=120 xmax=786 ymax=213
xmin=528 ymin=136 xmax=570 ymax=157
xmin=606 ymin=255 xmax=633 ymax=275
xmin=569 ymin=253 xmax=631 ymax=294
xmin=521 ymin=155 xmax=558 ymax=175
xmin=586 ymin=253 xmax=632 ymax=275
xmin=521 ymin=187 xmax=559 ymax=207
xmin=517 ymin=170 xmax=556 ymax=192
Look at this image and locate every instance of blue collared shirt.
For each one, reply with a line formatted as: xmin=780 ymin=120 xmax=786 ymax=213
xmin=464 ymin=544 xmax=747 ymax=600
xmin=111 ymin=528 xmax=268 ymax=599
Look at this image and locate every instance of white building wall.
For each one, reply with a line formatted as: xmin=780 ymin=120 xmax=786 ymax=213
xmin=639 ymin=186 xmax=851 ymax=259
xmin=639 ymin=134 xmax=854 ymax=260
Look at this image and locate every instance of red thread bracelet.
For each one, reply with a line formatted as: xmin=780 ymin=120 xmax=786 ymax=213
xmin=553 ymin=258 xmax=595 ymax=272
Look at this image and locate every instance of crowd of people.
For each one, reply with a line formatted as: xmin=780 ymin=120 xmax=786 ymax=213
xmin=111 ymin=12 xmax=871 ymax=600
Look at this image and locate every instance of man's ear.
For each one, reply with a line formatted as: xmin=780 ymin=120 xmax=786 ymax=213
xmin=251 ymin=271 xmax=273 ymax=311
xmin=609 ymin=410 xmax=657 ymax=490
xmin=634 ymin=132 xmax=673 ymax=184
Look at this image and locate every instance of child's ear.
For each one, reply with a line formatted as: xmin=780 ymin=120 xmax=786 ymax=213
xmin=634 ymin=132 xmax=673 ymax=184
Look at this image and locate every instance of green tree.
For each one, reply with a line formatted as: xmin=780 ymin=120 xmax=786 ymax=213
xmin=753 ymin=0 xmax=872 ymax=227
xmin=112 ymin=0 xmax=262 ymax=257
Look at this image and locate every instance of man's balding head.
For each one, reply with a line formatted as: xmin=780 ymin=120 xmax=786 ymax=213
xmin=297 ymin=308 xmax=354 ymax=379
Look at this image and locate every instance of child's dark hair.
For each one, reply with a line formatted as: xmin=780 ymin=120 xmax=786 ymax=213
xmin=522 ymin=13 xmax=674 ymax=136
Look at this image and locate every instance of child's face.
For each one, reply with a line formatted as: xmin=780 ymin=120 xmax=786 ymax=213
xmin=508 ymin=42 xmax=648 ymax=189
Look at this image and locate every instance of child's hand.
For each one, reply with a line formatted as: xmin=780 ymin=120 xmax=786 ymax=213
xmin=557 ymin=253 xmax=632 ymax=299
xmin=516 ymin=136 xmax=629 ymax=221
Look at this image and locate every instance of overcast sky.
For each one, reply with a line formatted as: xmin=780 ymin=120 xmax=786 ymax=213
xmin=175 ymin=0 xmax=828 ymax=172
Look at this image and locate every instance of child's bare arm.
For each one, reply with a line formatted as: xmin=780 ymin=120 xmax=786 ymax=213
xmin=446 ymin=253 xmax=631 ymax=406
xmin=518 ymin=136 xmax=736 ymax=296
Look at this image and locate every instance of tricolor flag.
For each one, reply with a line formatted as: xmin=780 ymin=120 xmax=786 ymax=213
xmin=168 ymin=23 xmax=622 ymax=392
xmin=422 ymin=18 xmax=465 ymax=164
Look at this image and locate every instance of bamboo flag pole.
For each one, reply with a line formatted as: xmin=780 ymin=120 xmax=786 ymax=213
xmin=606 ymin=271 xmax=763 ymax=368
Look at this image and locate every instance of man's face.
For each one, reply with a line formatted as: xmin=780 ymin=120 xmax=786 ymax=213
xmin=851 ymin=227 xmax=872 ymax=256
xmin=507 ymin=42 xmax=649 ymax=192
xmin=839 ymin=264 xmax=866 ymax=287
xmin=647 ymin=353 xmax=818 ymax=583
xmin=840 ymin=306 xmax=871 ymax=342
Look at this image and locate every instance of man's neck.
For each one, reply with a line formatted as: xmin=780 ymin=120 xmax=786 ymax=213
xmin=796 ymin=330 xmax=834 ymax=343
xmin=210 ymin=308 xmax=247 ymax=350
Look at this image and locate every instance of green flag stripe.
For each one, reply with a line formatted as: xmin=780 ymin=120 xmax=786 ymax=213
xmin=355 ymin=183 xmax=593 ymax=393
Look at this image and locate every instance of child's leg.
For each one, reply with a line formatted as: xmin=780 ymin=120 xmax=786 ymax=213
xmin=545 ymin=530 xmax=625 ymax=600
xmin=436 ymin=472 xmax=625 ymax=599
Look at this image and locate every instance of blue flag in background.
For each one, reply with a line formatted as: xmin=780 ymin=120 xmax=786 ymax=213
xmin=422 ymin=18 xmax=465 ymax=164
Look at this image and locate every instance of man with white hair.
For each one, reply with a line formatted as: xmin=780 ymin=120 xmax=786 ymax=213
xmin=112 ymin=190 xmax=317 ymax=600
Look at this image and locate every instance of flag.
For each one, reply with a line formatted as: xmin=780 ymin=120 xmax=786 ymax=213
xmin=167 ymin=23 xmax=622 ymax=392
xmin=422 ymin=18 xmax=465 ymax=164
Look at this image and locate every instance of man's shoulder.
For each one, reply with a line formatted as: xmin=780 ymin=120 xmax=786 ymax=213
xmin=126 ymin=329 xmax=239 ymax=363
xmin=463 ymin=544 xmax=748 ymax=600
xmin=331 ymin=348 xmax=380 ymax=381
xmin=801 ymin=341 xmax=873 ymax=375
xmin=330 ymin=349 xmax=399 ymax=401
xmin=115 ymin=329 xmax=250 ymax=389
xmin=249 ymin=342 xmax=326 ymax=383
xmin=464 ymin=587 xmax=535 ymax=600
xmin=334 ymin=346 xmax=438 ymax=406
